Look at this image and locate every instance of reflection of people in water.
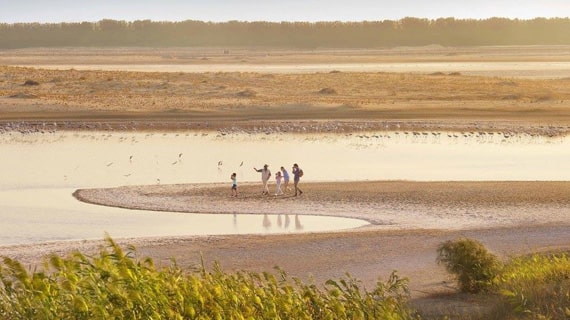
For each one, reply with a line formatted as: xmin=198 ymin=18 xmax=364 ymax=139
xmin=263 ymin=214 xmax=271 ymax=229
xmin=295 ymin=215 xmax=303 ymax=230
xmin=284 ymin=214 xmax=290 ymax=229
xmin=277 ymin=214 xmax=283 ymax=227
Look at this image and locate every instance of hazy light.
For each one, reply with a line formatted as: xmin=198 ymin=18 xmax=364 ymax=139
xmin=0 ymin=0 xmax=568 ymax=23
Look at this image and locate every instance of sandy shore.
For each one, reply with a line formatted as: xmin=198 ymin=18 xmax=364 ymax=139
xmin=74 ymin=181 xmax=570 ymax=230
xmin=19 ymin=181 xmax=551 ymax=297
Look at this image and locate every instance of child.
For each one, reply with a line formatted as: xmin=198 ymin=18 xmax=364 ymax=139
xmin=281 ymin=166 xmax=290 ymax=193
xmin=230 ymin=173 xmax=238 ymax=197
xmin=275 ymin=171 xmax=284 ymax=196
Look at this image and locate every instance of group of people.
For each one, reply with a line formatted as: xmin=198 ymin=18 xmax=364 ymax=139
xmin=230 ymin=163 xmax=304 ymax=197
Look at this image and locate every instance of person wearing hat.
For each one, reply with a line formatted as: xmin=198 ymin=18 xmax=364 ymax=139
xmin=254 ymin=164 xmax=272 ymax=195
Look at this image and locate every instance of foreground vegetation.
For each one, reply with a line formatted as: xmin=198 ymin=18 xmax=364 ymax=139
xmin=0 ymin=237 xmax=568 ymax=319
xmin=0 ymin=237 xmax=416 ymax=319
xmin=437 ymin=238 xmax=570 ymax=319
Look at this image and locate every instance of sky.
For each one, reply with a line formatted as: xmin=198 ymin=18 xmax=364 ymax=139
xmin=0 ymin=0 xmax=568 ymax=23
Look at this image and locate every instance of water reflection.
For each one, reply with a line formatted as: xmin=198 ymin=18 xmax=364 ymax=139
xmin=295 ymin=215 xmax=304 ymax=231
xmin=263 ymin=214 xmax=271 ymax=229
xmin=0 ymin=188 xmax=367 ymax=246
xmin=254 ymin=214 xmax=304 ymax=231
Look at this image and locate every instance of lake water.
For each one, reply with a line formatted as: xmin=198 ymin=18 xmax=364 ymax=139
xmin=1 ymin=130 xmax=569 ymax=245
xmin=27 ymin=61 xmax=570 ymax=78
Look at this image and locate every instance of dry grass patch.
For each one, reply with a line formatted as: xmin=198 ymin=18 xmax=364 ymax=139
xmin=1 ymin=66 xmax=570 ymax=122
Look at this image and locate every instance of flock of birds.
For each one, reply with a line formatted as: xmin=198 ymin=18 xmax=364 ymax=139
xmin=0 ymin=128 xmax=565 ymax=186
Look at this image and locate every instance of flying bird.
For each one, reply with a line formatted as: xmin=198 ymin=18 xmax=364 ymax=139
xmin=218 ymin=161 xmax=223 ymax=166
xmin=106 ymin=162 xmax=114 ymax=167
xmin=240 ymin=161 xmax=243 ymax=167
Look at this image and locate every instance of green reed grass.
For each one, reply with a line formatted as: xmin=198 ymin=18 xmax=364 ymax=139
xmin=496 ymin=253 xmax=570 ymax=319
xmin=0 ymin=236 xmax=417 ymax=320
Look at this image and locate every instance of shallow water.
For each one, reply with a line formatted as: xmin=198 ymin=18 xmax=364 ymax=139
xmin=0 ymin=188 xmax=364 ymax=246
xmin=27 ymin=61 xmax=570 ymax=78
xmin=1 ymin=130 xmax=569 ymax=245
xmin=1 ymin=131 xmax=569 ymax=188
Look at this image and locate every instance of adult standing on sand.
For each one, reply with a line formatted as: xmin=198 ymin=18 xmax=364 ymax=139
xmin=254 ymin=164 xmax=272 ymax=195
xmin=292 ymin=163 xmax=303 ymax=196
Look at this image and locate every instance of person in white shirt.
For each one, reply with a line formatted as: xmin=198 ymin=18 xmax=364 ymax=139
xmin=254 ymin=164 xmax=272 ymax=195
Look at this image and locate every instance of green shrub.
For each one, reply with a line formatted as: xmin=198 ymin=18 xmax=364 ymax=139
xmin=436 ymin=238 xmax=502 ymax=293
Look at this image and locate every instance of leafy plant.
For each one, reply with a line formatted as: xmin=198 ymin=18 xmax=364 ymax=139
xmin=496 ymin=253 xmax=570 ymax=319
xmin=0 ymin=236 xmax=418 ymax=319
xmin=436 ymin=238 xmax=502 ymax=293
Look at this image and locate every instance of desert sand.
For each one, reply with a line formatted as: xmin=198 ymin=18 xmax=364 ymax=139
xmin=1 ymin=47 xmax=569 ymax=302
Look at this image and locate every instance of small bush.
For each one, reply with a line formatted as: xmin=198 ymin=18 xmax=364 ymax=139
xmin=8 ymin=93 xmax=37 ymax=99
xmin=318 ymin=87 xmax=337 ymax=94
xmin=23 ymin=79 xmax=39 ymax=86
xmin=237 ymin=89 xmax=257 ymax=97
xmin=437 ymin=238 xmax=502 ymax=293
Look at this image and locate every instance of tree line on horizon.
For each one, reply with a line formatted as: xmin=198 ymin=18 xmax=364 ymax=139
xmin=1 ymin=17 xmax=569 ymax=49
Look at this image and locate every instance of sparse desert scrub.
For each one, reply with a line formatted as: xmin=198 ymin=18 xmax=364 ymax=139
xmin=1 ymin=66 xmax=569 ymax=123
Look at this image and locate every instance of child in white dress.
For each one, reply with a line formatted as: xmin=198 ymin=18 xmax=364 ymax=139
xmin=274 ymin=171 xmax=284 ymax=196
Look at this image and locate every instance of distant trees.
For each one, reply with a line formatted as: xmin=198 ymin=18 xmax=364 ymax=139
xmin=1 ymin=18 xmax=569 ymax=48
